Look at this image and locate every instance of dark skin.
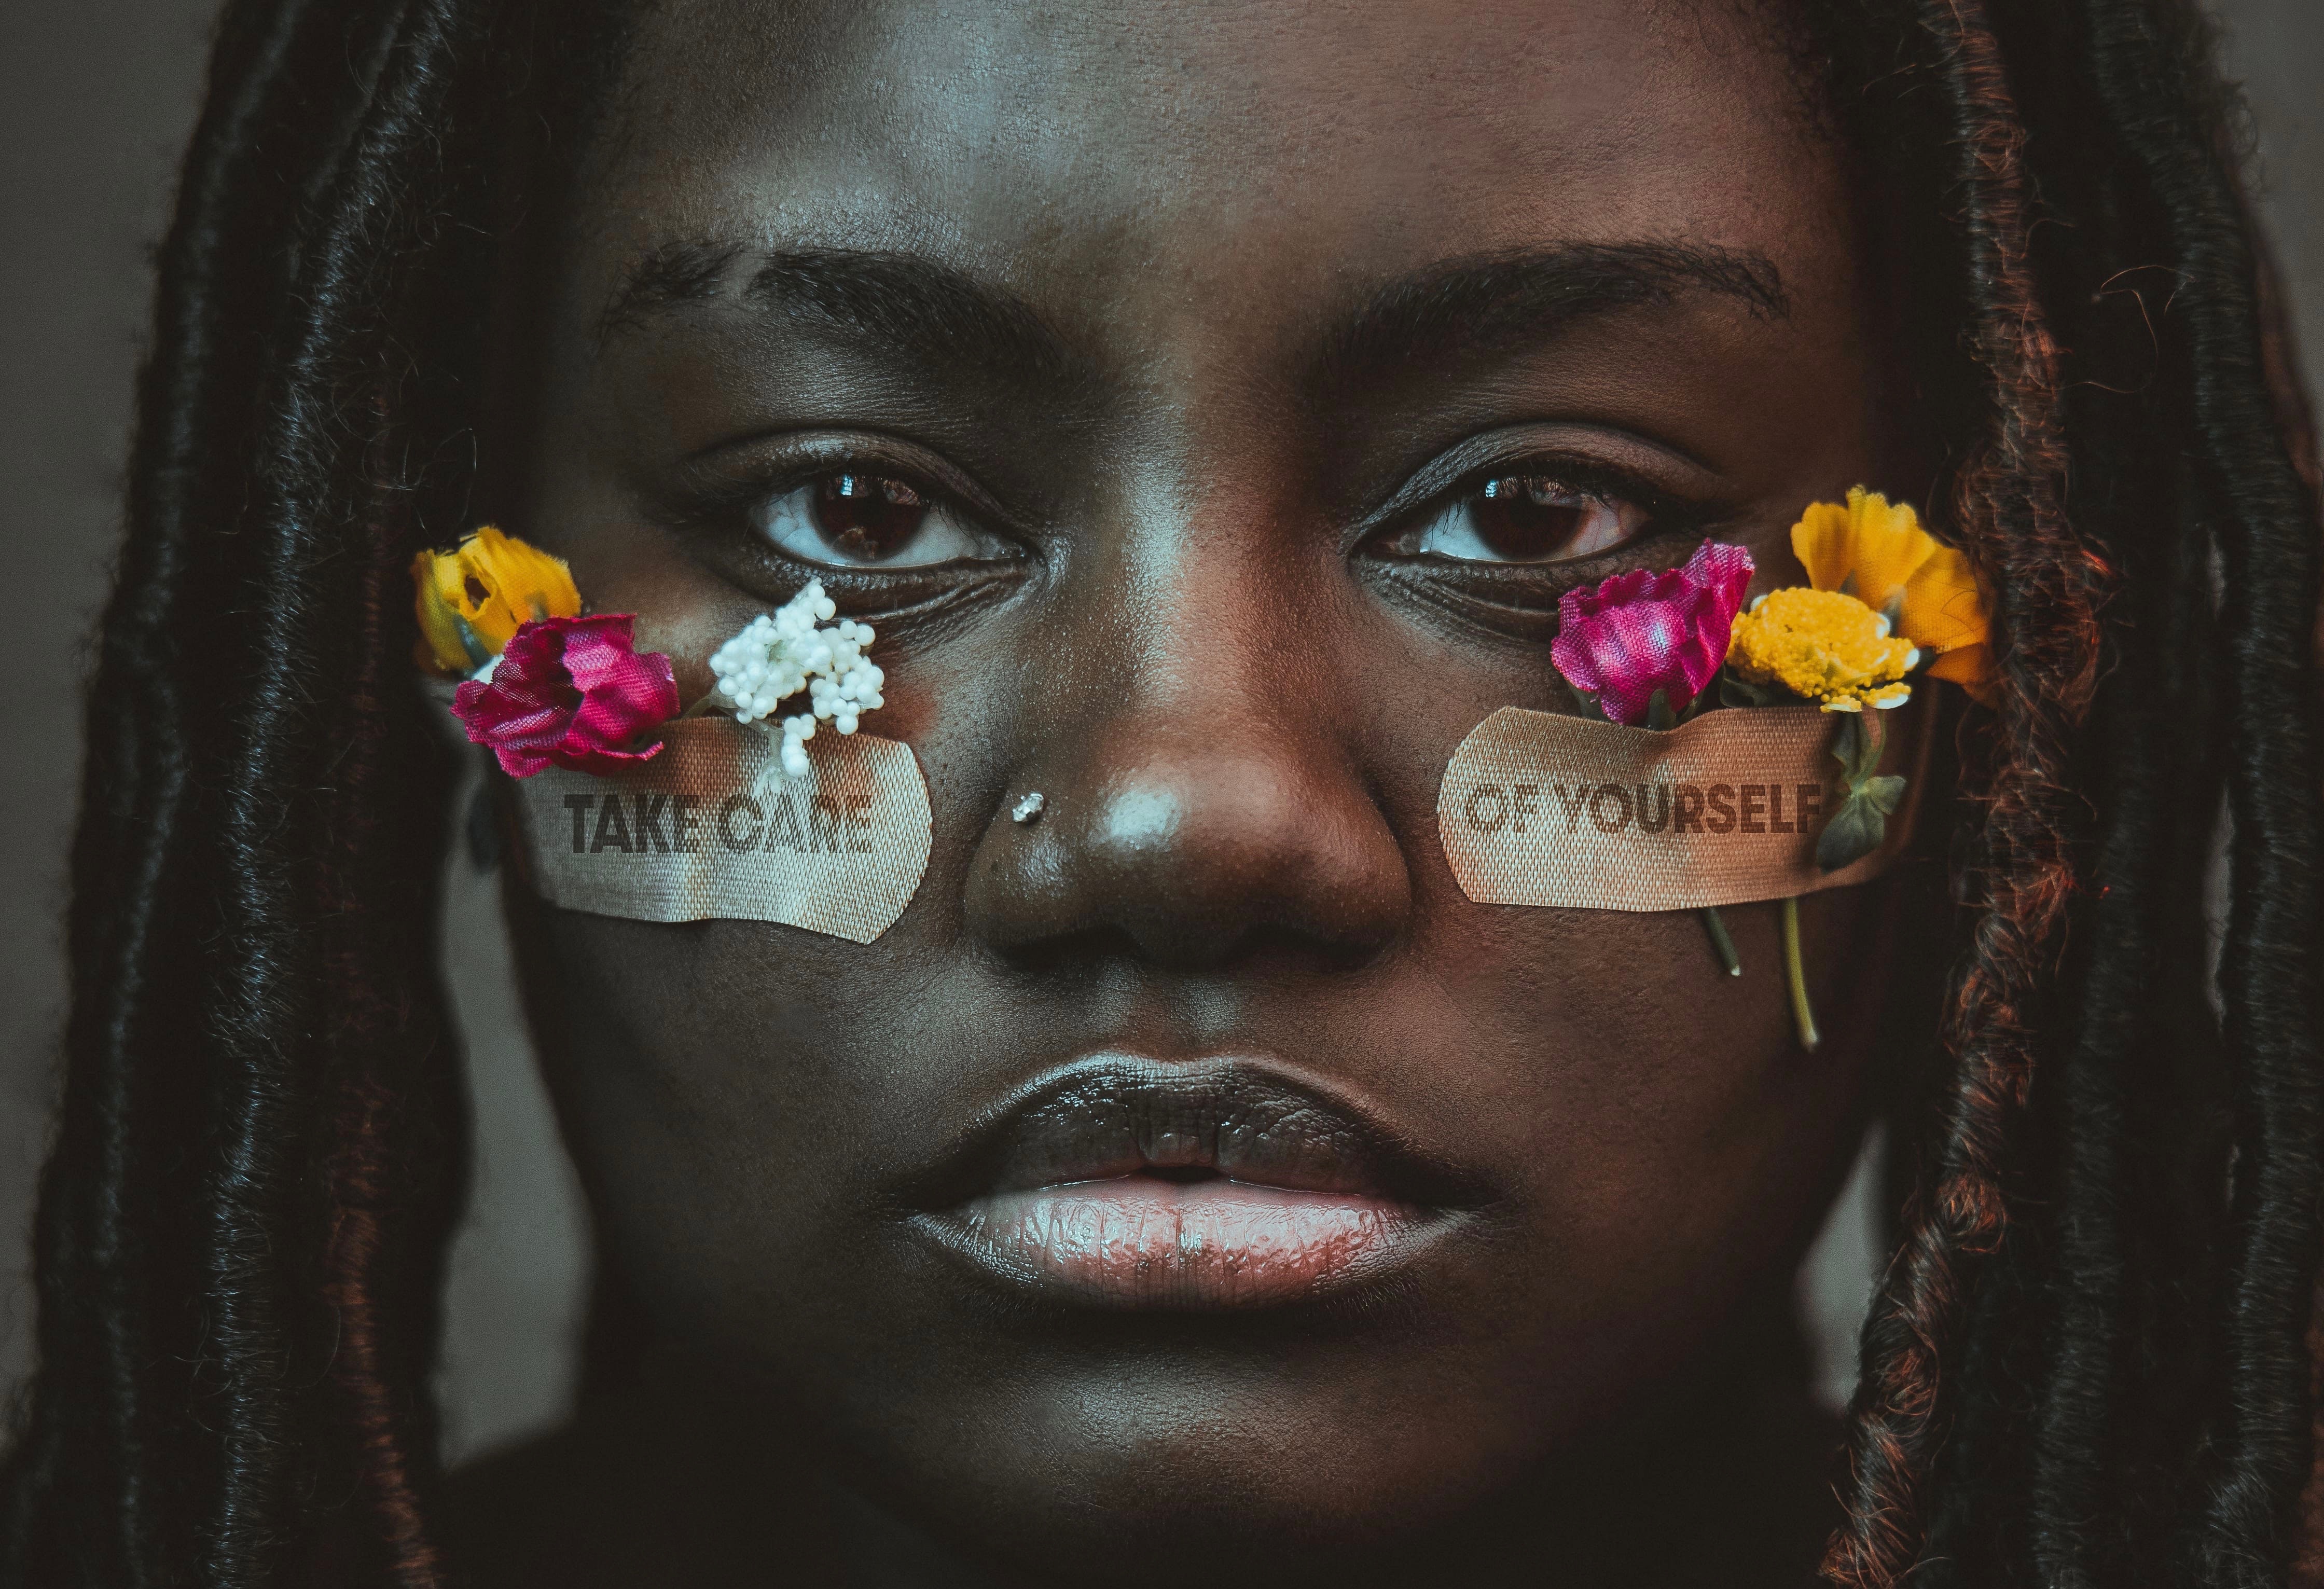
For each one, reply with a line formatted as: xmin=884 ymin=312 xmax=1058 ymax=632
xmin=452 ymin=1 xmax=1930 ymax=1582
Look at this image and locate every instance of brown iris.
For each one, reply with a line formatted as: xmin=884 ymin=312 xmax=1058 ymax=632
xmin=1466 ymin=475 xmax=1611 ymax=561
xmin=813 ymin=473 xmax=931 ymax=562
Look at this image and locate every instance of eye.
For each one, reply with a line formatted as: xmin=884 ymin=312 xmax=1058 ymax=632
xmin=1379 ymin=474 xmax=1649 ymax=564
xmin=753 ymin=471 xmax=1015 ymax=570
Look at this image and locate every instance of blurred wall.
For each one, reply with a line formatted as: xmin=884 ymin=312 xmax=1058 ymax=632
xmin=2 ymin=0 xmax=2319 ymax=1461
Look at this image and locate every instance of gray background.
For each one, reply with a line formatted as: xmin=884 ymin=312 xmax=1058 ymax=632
xmin=3 ymin=1 xmax=2319 ymax=1463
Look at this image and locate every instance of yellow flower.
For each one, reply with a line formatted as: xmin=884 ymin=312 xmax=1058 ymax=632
xmin=1792 ymin=487 xmax=1995 ymax=706
xmin=1728 ymin=586 xmax=1919 ymax=713
xmin=410 ymin=526 xmax=582 ymax=675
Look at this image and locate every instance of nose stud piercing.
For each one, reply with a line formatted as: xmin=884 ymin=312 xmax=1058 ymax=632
xmin=1011 ymin=791 xmax=1046 ymax=825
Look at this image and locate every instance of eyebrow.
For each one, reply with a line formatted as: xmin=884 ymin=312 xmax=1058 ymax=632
xmin=1315 ymin=242 xmax=1789 ymax=389
xmin=600 ymin=237 xmax=1785 ymax=393
xmin=600 ymin=239 xmax=749 ymax=334
xmin=600 ymin=241 xmax=1083 ymax=391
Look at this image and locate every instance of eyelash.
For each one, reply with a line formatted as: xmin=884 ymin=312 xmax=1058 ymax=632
xmin=681 ymin=448 xmax=1709 ymax=610
xmin=1370 ymin=457 xmax=1704 ymax=558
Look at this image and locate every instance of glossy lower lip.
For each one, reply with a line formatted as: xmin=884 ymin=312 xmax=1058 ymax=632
xmin=916 ymin=1176 xmax=1443 ymax=1309
xmin=904 ymin=1053 xmax=1482 ymax=1310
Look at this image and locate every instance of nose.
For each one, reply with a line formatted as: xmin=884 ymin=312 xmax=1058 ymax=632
xmin=962 ymin=572 xmax=1412 ymax=971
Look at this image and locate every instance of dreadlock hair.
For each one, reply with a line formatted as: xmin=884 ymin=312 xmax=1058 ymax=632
xmin=0 ymin=2 xmax=627 ymax=1581
xmin=1 ymin=0 xmax=2316 ymax=1584
xmin=1793 ymin=1 xmax=2324 ymax=1584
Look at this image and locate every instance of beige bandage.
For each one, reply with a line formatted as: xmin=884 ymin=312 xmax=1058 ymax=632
xmin=510 ymin=720 xmax=931 ymax=943
xmin=1436 ymin=704 xmax=1910 ymax=912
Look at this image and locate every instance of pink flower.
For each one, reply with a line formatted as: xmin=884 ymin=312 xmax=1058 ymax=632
xmin=452 ymin=615 xmax=680 ymax=778
xmin=1550 ymin=541 xmax=1755 ymax=726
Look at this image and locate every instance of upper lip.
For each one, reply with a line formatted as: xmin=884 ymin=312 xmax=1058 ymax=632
xmin=905 ymin=1053 xmax=1485 ymax=1210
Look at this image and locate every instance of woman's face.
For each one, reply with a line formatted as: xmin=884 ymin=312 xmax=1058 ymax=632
xmin=512 ymin=0 xmax=1902 ymax=1571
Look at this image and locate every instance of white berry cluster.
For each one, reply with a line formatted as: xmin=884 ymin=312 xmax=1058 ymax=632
xmin=708 ymin=580 xmax=887 ymax=778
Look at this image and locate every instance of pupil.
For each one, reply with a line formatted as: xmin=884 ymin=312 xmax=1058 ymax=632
xmin=1470 ymin=475 xmax=1588 ymax=560
xmin=813 ymin=473 xmax=930 ymax=561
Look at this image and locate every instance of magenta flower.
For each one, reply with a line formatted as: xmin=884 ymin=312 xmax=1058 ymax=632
xmin=453 ymin=615 xmax=680 ymax=778
xmin=1550 ymin=541 xmax=1755 ymax=726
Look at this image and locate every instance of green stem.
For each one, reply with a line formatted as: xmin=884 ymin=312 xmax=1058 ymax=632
xmin=1700 ymin=907 xmax=1742 ymax=978
xmin=1781 ymin=896 xmax=1820 ymax=1053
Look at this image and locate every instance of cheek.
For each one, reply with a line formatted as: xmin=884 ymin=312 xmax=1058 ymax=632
xmin=1393 ymin=877 xmax=1876 ymax=1385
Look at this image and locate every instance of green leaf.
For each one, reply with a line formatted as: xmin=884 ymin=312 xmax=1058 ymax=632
xmin=1647 ymin=689 xmax=1677 ymax=731
xmin=1830 ymin=712 xmax=1864 ymax=786
xmin=1831 ymin=709 xmax=1890 ymax=788
xmin=1816 ymin=790 xmax=1889 ymax=872
xmin=1720 ymin=670 xmax=1779 ymax=709
xmin=1829 ymin=710 xmax=1858 ymax=779
xmin=1859 ymin=774 xmax=1906 ymax=816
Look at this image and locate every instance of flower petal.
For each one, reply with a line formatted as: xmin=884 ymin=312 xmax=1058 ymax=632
xmin=1897 ymin=541 xmax=1990 ymax=657
xmin=1791 ymin=499 xmax=1856 ymax=596
xmin=411 ymin=548 xmax=479 ymax=675
xmin=1682 ymin=538 xmax=1756 ymax=632
xmin=1727 ymin=586 xmax=1917 ymax=709
xmin=450 ymin=527 xmax=584 ymax=654
xmin=1548 ymin=626 xmax=1606 ymax=696
xmin=474 ymin=526 xmax=581 ymax=616
xmin=1787 ymin=489 xmax=1994 ymax=698
xmin=1841 ymin=490 xmax=1940 ymax=607
xmin=1550 ymin=542 xmax=1754 ymax=725
xmin=1925 ymin=639 xmax=1999 ymax=706
xmin=449 ymin=613 xmax=679 ymax=777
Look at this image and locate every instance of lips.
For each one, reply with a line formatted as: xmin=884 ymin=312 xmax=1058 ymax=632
xmin=907 ymin=1055 xmax=1477 ymax=1309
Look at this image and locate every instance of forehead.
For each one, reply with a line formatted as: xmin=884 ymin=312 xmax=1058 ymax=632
xmin=578 ymin=0 xmax=1841 ymax=324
